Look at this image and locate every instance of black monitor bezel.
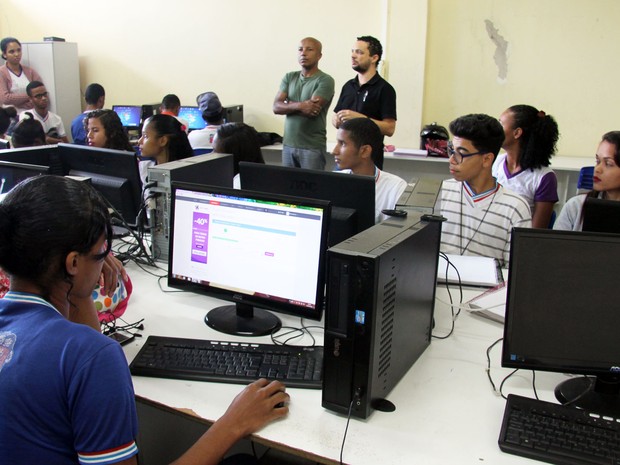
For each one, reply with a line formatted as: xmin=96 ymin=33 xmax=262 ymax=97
xmin=239 ymin=162 xmax=375 ymax=246
xmin=502 ymin=227 xmax=620 ymax=378
xmin=167 ymin=181 xmax=331 ymax=323
xmin=56 ymin=143 xmax=142 ymax=226
xmin=582 ymin=196 xmax=620 ymax=234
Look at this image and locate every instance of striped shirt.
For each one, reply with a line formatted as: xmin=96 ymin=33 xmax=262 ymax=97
xmin=439 ymin=179 xmax=532 ymax=267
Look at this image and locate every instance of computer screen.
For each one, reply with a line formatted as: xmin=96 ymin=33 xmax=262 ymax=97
xmin=0 ymin=160 xmax=50 ymax=195
xmin=57 ymin=143 xmax=143 ymax=227
xmin=0 ymin=145 xmax=62 ymax=173
xmin=112 ymin=105 xmax=142 ymax=128
xmin=502 ymin=228 xmax=620 ymax=416
xmin=168 ymin=183 xmax=330 ymax=336
xmin=582 ymin=196 xmax=620 ymax=234
xmin=239 ymin=162 xmax=375 ymax=247
xmin=178 ymin=106 xmax=206 ymax=131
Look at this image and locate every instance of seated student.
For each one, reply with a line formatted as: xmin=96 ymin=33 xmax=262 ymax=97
xmin=25 ymin=80 xmax=69 ymax=144
xmin=213 ymin=122 xmax=265 ymax=188
xmin=438 ymin=113 xmax=531 ymax=267
xmin=138 ymin=113 xmax=193 ymax=184
xmin=188 ymin=91 xmax=224 ymax=150
xmin=332 ymin=117 xmax=407 ymax=223
xmin=10 ymin=112 xmax=46 ymax=148
xmin=71 ymin=83 xmax=105 ymax=145
xmin=494 ymin=104 xmax=560 ymax=228
xmin=85 ymin=109 xmax=134 ymax=151
xmin=160 ymin=93 xmax=188 ymax=132
xmin=0 ymin=175 xmax=289 ymax=464
xmin=554 ymin=130 xmax=620 ymax=231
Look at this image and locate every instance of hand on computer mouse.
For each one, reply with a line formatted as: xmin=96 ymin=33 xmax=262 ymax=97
xmin=218 ymin=379 xmax=290 ymax=438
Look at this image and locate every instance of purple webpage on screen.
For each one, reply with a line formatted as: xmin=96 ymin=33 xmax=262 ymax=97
xmin=191 ymin=212 xmax=209 ymax=264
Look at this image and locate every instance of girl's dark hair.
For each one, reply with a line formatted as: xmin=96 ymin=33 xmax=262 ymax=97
xmin=11 ymin=112 xmax=46 ymax=148
xmin=214 ymin=123 xmax=265 ymax=174
xmin=0 ymin=37 xmax=20 ymax=58
xmin=507 ymin=104 xmax=560 ymax=170
xmin=146 ymin=114 xmax=193 ymax=162
xmin=0 ymin=175 xmax=112 ymax=300
xmin=85 ymin=109 xmax=134 ymax=152
xmin=0 ymin=106 xmax=17 ymax=135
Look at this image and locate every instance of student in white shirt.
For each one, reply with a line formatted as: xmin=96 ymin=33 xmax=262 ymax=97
xmin=26 ymin=80 xmax=68 ymax=144
xmin=332 ymin=117 xmax=406 ymax=223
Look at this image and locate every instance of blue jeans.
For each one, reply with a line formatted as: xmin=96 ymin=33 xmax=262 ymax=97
xmin=282 ymin=145 xmax=327 ymax=170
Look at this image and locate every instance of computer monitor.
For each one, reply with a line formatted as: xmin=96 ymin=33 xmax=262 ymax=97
xmin=168 ymin=183 xmax=330 ymax=336
xmin=582 ymin=197 xmax=620 ymax=234
xmin=0 ymin=145 xmax=62 ymax=174
xmin=0 ymin=139 xmax=8 ymax=150
xmin=222 ymin=105 xmax=243 ymax=124
xmin=239 ymin=162 xmax=375 ymax=246
xmin=0 ymin=160 xmax=50 ymax=195
xmin=56 ymin=143 xmax=143 ymax=226
xmin=178 ymin=106 xmax=206 ymax=131
xmin=112 ymin=105 xmax=142 ymax=128
xmin=502 ymin=228 xmax=620 ymax=417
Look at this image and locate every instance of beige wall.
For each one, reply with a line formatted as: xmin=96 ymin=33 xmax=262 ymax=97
xmin=2 ymin=0 xmax=617 ymax=157
xmin=424 ymin=0 xmax=620 ymax=157
xmin=0 ymin=0 xmax=427 ymax=149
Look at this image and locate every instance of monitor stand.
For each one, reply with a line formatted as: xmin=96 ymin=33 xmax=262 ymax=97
xmin=555 ymin=375 xmax=620 ymax=417
xmin=204 ymin=302 xmax=282 ymax=337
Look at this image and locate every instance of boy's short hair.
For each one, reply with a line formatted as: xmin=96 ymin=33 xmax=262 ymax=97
xmin=449 ymin=113 xmax=505 ymax=158
xmin=84 ymin=83 xmax=105 ymax=105
xmin=340 ymin=117 xmax=384 ymax=165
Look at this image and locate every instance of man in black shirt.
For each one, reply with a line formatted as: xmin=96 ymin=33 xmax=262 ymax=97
xmin=332 ymin=35 xmax=396 ymax=169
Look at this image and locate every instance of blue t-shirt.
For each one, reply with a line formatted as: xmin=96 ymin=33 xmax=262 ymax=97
xmin=0 ymin=292 xmax=138 ymax=464
xmin=71 ymin=112 xmax=88 ymax=145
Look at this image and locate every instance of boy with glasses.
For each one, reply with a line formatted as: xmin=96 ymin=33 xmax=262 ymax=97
xmin=438 ymin=113 xmax=531 ymax=267
xmin=26 ymin=80 xmax=68 ymax=144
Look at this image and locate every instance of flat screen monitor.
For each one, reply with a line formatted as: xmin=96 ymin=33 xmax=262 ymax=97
xmin=0 ymin=145 xmax=62 ymax=174
xmin=178 ymin=106 xmax=206 ymax=131
xmin=502 ymin=228 xmax=620 ymax=416
xmin=239 ymin=162 xmax=375 ymax=246
xmin=57 ymin=143 xmax=142 ymax=227
xmin=112 ymin=105 xmax=142 ymax=128
xmin=582 ymin=196 xmax=620 ymax=234
xmin=0 ymin=139 xmax=8 ymax=150
xmin=168 ymin=183 xmax=330 ymax=336
xmin=0 ymin=160 xmax=50 ymax=195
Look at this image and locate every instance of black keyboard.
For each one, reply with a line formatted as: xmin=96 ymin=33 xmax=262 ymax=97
xmin=499 ymin=394 xmax=620 ymax=464
xmin=129 ymin=335 xmax=323 ymax=389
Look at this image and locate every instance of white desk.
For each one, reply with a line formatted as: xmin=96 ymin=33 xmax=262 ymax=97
xmin=123 ymin=263 xmax=566 ymax=464
xmin=260 ymin=143 xmax=593 ymax=211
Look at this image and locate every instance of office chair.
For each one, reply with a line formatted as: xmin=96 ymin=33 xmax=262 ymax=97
xmin=577 ymin=166 xmax=594 ymax=194
xmin=193 ymin=148 xmax=213 ymax=156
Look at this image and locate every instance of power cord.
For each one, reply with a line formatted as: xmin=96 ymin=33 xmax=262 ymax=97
xmin=433 ymin=252 xmax=464 ymax=339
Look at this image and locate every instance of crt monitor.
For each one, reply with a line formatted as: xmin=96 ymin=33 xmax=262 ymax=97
xmin=178 ymin=106 xmax=207 ymax=131
xmin=239 ymin=162 xmax=375 ymax=247
xmin=582 ymin=196 xmax=620 ymax=233
xmin=168 ymin=182 xmax=330 ymax=336
xmin=502 ymin=228 xmax=620 ymax=416
xmin=0 ymin=160 xmax=50 ymax=196
xmin=56 ymin=143 xmax=143 ymax=227
xmin=112 ymin=105 xmax=142 ymax=128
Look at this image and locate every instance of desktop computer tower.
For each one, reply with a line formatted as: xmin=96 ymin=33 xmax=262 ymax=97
xmin=396 ymin=177 xmax=442 ymax=214
xmin=147 ymin=153 xmax=234 ymax=262
xmin=322 ymin=213 xmax=443 ymax=419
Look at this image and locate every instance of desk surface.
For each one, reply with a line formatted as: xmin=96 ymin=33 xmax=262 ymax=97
xmin=123 ymin=263 xmax=565 ymax=464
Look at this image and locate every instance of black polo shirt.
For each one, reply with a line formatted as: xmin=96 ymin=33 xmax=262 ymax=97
xmin=334 ymin=73 xmax=397 ymax=168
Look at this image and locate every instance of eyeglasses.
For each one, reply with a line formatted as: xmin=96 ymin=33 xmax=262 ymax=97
xmin=447 ymin=140 xmax=486 ymax=164
xmin=32 ymin=92 xmax=49 ymax=100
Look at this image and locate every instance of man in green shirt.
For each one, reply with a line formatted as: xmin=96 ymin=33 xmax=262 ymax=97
xmin=273 ymin=37 xmax=334 ymax=170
